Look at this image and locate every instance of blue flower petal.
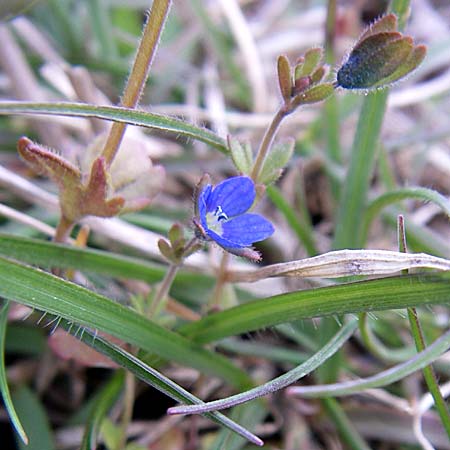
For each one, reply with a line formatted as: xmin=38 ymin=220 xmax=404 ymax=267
xmin=198 ymin=184 xmax=212 ymax=233
xmin=206 ymin=176 xmax=255 ymax=217
xmin=221 ymin=213 xmax=274 ymax=247
xmin=205 ymin=228 xmax=246 ymax=249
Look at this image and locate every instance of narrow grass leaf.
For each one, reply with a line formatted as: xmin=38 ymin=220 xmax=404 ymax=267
xmin=333 ymin=90 xmax=388 ymax=249
xmin=266 ymin=185 xmax=318 ymax=256
xmin=168 ymin=318 xmax=357 ymax=415
xmin=362 ymin=186 xmax=450 ymax=243
xmin=288 ymin=328 xmax=450 ymax=397
xmin=0 ymin=101 xmax=228 ymax=153
xmin=59 ymin=319 xmax=263 ymax=447
xmin=81 ymin=372 xmax=125 ymax=450
xmin=12 ymin=386 xmax=55 ymax=450
xmin=0 ymin=301 xmax=28 ymax=445
xmin=181 ymin=272 xmax=450 ymax=343
xmin=0 ymin=256 xmax=250 ymax=388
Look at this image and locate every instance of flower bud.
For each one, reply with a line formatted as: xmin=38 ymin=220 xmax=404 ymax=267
xmin=336 ymin=14 xmax=426 ymax=90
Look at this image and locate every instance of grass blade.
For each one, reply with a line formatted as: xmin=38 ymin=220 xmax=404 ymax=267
xmin=81 ymin=372 xmax=125 ymax=450
xmin=0 ymin=101 xmax=228 ymax=153
xmin=0 ymin=300 xmax=28 ymax=445
xmin=0 ymin=256 xmax=249 ymax=388
xmin=288 ymin=328 xmax=450 ymax=397
xmin=181 ymin=272 xmax=450 ymax=343
xmin=333 ymin=91 xmax=388 ymax=249
xmin=12 ymin=386 xmax=55 ymax=450
xmin=58 ymin=319 xmax=263 ymax=447
xmin=168 ymin=318 xmax=357 ymax=415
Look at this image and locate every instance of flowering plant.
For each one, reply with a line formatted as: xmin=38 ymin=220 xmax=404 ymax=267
xmin=193 ymin=176 xmax=274 ymax=261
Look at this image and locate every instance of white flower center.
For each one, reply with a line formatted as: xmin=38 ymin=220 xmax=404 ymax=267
xmin=206 ymin=205 xmax=228 ymax=233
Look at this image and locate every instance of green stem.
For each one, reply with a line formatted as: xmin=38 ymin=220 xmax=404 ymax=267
xmin=322 ymin=397 xmax=372 ymax=450
xmin=101 ymin=0 xmax=172 ymax=167
xmin=251 ymin=107 xmax=287 ymax=182
xmin=149 ymin=237 xmax=198 ymax=317
xmin=148 ymin=263 xmax=179 ymax=318
xmin=397 ymin=216 xmax=450 ymax=439
xmin=407 ymin=307 xmax=450 ymax=438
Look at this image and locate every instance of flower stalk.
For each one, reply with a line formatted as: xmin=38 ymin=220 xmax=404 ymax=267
xmin=101 ymin=0 xmax=172 ymax=167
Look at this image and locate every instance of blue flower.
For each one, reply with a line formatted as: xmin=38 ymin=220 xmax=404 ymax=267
xmin=194 ymin=176 xmax=274 ymax=260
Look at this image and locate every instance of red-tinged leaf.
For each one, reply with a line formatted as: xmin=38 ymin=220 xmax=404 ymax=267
xmin=277 ymin=55 xmax=292 ymax=102
xmin=17 ymin=137 xmax=80 ymax=187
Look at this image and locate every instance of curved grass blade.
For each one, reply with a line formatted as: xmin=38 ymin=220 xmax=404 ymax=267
xmin=81 ymin=371 xmax=124 ymax=450
xmin=0 ymin=101 xmax=228 ymax=153
xmin=168 ymin=318 xmax=357 ymax=415
xmin=288 ymin=328 xmax=450 ymax=397
xmin=181 ymin=272 xmax=450 ymax=343
xmin=0 ymin=256 xmax=249 ymax=388
xmin=12 ymin=386 xmax=55 ymax=450
xmin=362 ymin=186 xmax=450 ymax=243
xmin=0 ymin=300 xmax=28 ymax=445
xmin=57 ymin=319 xmax=263 ymax=447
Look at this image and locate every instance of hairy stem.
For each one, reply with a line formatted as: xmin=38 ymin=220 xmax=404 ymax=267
xmin=149 ymin=237 xmax=198 ymax=317
xmin=250 ymin=107 xmax=287 ymax=182
xmin=54 ymin=215 xmax=74 ymax=243
xmin=101 ymin=0 xmax=172 ymax=167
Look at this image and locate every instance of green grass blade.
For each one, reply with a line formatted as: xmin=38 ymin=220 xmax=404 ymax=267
xmin=12 ymin=386 xmax=55 ymax=450
xmin=288 ymin=328 xmax=450 ymax=397
xmin=0 ymin=256 xmax=249 ymax=388
xmin=0 ymin=101 xmax=228 ymax=153
xmin=362 ymin=187 xmax=450 ymax=243
xmin=59 ymin=320 xmax=263 ymax=447
xmin=333 ymin=90 xmax=389 ymax=249
xmin=322 ymin=397 xmax=372 ymax=450
xmin=168 ymin=319 xmax=357 ymax=415
xmin=181 ymin=272 xmax=450 ymax=343
xmin=0 ymin=233 xmax=167 ymax=281
xmin=0 ymin=300 xmax=28 ymax=445
xmin=266 ymin=185 xmax=318 ymax=256
xmin=81 ymin=372 xmax=125 ymax=450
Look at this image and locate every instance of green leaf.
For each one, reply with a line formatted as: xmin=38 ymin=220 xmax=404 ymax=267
xmin=0 ymin=301 xmax=28 ymax=445
xmin=0 ymin=233 xmax=166 ymax=281
xmin=81 ymin=372 xmax=124 ymax=450
xmin=297 ymin=47 xmax=323 ymax=78
xmin=293 ymin=83 xmax=334 ymax=106
xmin=0 ymin=255 xmax=249 ymax=388
xmin=0 ymin=101 xmax=228 ymax=153
xmin=288 ymin=327 xmax=450 ymax=397
xmin=228 ymin=136 xmax=253 ymax=175
xmin=169 ymin=319 xmax=357 ymax=415
xmin=266 ymin=185 xmax=318 ymax=256
xmin=362 ymin=186 xmax=450 ymax=244
xmin=258 ymin=138 xmax=294 ymax=185
xmin=181 ymin=272 xmax=450 ymax=343
xmin=59 ymin=319 xmax=263 ymax=446
xmin=12 ymin=386 xmax=55 ymax=450
xmin=333 ymin=90 xmax=388 ymax=249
